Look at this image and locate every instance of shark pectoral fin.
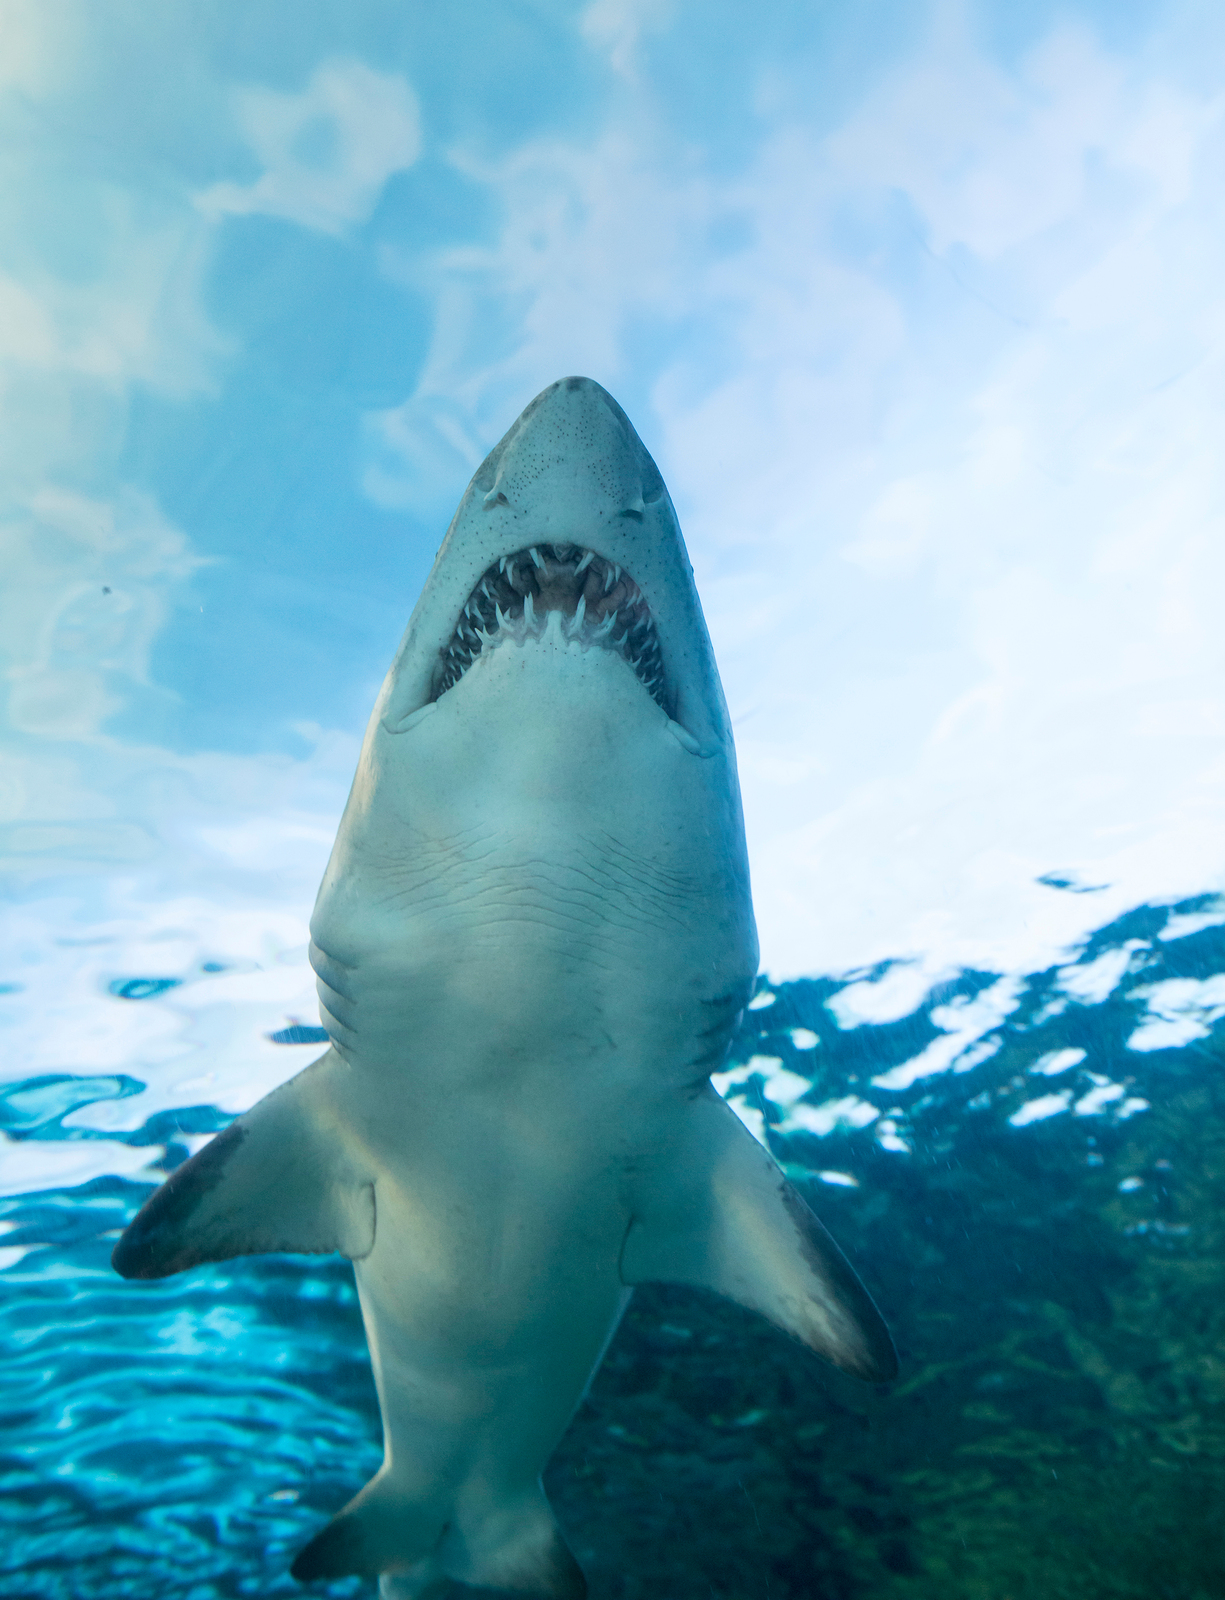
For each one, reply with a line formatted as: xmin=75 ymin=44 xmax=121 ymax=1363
xmin=112 ymin=1048 xmax=375 ymax=1280
xmin=620 ymin=1088 xmax=898 ymax=1383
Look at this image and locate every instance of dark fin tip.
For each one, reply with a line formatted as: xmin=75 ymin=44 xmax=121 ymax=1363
xmin=781 ymin=1182 xmax=900 ymax=1384
xmin=864 ymin=1332 xmax=901 ymax=1385
xmin=111 ymin=1122 xmax=245 ymax=1280
xmin=291 ymin=1510 xmax=373 ymax=1583
xmin=290 ymin=1537 xmax=338 ymax=1583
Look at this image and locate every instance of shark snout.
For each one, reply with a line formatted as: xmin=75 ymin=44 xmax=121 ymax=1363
xmin=475 ymin=375 xmax=664 ymax=524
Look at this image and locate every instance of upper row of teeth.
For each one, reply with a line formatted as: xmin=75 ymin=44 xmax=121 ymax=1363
xmin=478 ymin=548 xmax=634 ymax=604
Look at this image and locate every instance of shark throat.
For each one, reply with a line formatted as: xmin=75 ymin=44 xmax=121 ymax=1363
xmin=432 ymin=542 xmax=667 ymax=711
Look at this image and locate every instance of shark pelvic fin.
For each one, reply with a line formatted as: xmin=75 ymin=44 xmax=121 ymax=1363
xmin=293 ymin=1472 xmax=584 ymax=1600
xmin=619 ymin=1087 xmax=898 ymax=1383
xmin=291 ymin=1469 xmax=447 ymax=1585
xmin=430 ymin=1486 xmax=586 ymax=1599
xmin=112 ymin=1048 xmax=375 ymax=1279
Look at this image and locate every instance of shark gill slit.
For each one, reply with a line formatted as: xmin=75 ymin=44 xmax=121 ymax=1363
xmin=431 ymin=543 xmax=670 ymax=713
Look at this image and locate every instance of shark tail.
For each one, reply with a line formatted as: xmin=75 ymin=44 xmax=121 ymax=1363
xmin=293 ymin=1472 xmax=585 ymax=1599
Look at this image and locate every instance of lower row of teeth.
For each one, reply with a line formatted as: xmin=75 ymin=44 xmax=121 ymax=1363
xmin=433 ymin=543 xmax=666 ymax=708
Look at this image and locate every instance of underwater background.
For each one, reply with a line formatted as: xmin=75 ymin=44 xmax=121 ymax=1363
xmin=3 ymin=889 xmax=1224 ymax=1598
xmin=5 ymin=2 xmax=1225 ymax=1596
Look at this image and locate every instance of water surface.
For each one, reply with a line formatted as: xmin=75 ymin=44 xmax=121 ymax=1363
xmin=3 ymin=894 xmax=1222 ymax=1597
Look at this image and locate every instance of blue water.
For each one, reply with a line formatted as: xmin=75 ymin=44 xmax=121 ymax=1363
xmin=2 ymin=893 xmax=1223 ymax=1597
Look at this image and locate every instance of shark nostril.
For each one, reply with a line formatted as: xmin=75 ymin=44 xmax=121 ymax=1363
xmin=483 ymin=490 xmax=509 ymax=510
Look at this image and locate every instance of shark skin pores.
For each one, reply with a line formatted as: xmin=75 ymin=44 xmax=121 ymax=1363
xmin=113 ymin=377 xmax=897 ymax=1598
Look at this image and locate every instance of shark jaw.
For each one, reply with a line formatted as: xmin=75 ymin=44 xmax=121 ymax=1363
xmin=398 ymin=541 xmax=705 ymax=759
xmin=433 ymin=541 xmax=668 ymax=713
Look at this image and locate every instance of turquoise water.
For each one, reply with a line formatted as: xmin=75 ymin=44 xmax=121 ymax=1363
xmin=3 ymin=893 xmax=1222 ymax=1597
xmin=6 ymin=5 xmax=1225 ymax=1595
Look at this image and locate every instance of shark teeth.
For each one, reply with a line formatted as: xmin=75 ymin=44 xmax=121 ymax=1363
xmin=433 ymin=543 xmax=668 ymax=711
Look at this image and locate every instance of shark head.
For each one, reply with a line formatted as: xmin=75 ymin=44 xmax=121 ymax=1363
xmin=313 ymin=377 xmax=757 ymax=1079
xmin=378 ymin=374 xmax=732 ymax=755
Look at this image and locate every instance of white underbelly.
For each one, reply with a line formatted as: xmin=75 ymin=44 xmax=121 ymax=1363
xmin=353 ymin=1161 xmax=629 ymax=1483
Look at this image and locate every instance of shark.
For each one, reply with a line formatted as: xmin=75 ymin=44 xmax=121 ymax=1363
xmin=113 ymin=376 xmax=897 ymax=1597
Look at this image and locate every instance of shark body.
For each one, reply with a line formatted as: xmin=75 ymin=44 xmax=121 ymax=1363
xmin=114 ymin=377 xmax=896 ymax=1597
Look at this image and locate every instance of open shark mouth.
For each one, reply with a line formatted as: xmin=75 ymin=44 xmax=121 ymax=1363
xmin=433 ymin=543 xmax=667 ymax=710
